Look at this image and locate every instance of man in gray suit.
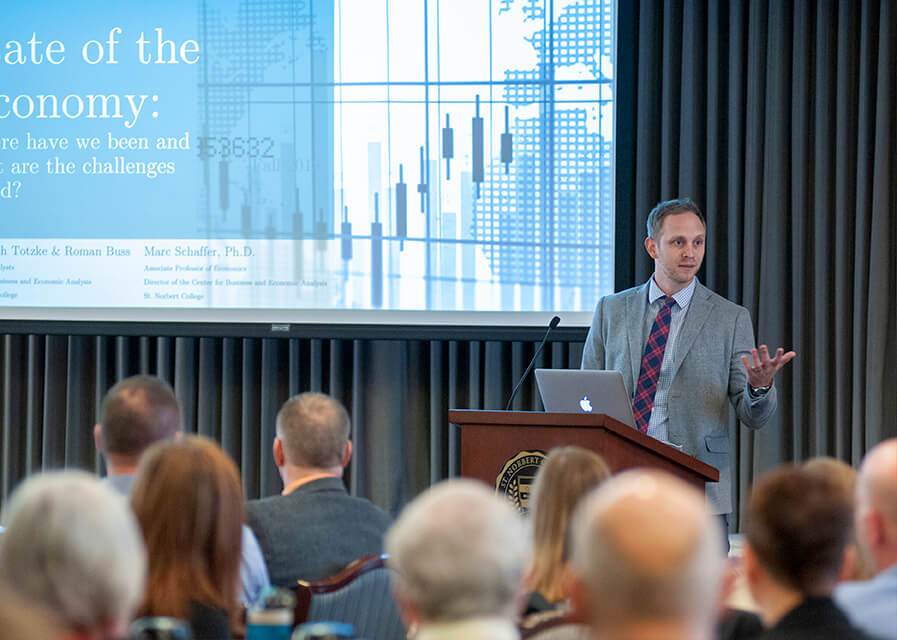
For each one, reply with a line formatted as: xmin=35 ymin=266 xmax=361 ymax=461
xmin=247 ymin=392 xmax=392 ymax=586
xmin=582 ymin=198 xmax=794 ymax=515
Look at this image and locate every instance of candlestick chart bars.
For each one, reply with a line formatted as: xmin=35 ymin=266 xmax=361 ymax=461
xmin=196 ymin=0 xmax=615 ymax=312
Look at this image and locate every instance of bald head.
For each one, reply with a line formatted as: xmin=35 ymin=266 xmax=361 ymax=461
xmin=570 ymin=470 xmax=722 ymax=636
xmin=855 ymin=438 xmax=897 ymax=571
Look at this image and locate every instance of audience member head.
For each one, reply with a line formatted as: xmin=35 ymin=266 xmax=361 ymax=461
xmin=853 ymin=438 xmax=897 ymax=573
xmin=386 ymin=479 xmax=528 ymax=626
xmin=527 ymin=446 xmax=611 ymax=603
xmin=130 ymin=435 xmax=243 ymax=627
xmin=743 ymin=465 xmax=853 ymax=625
xmin=0 ymin=471 xmax=146 ymax=640
xmin=569 ymin=470 xmax=722 ymax=640
xmin=274 ymin=392 xmax=352 ymax=479
xmin=94 ymin=375 xmax=181 ymax=472
xmin=803 ymin=456 xmax=875 ymax=580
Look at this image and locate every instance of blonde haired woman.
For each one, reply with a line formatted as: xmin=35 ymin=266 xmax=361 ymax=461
xmin=525 ymin=446 xmax=611 ymax=612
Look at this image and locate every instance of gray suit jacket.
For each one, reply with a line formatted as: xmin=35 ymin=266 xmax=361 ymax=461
xmin=246 ymin=476 xmax=392 ymax=586
xmin=581 ymin=280 xmax=777 ymax=513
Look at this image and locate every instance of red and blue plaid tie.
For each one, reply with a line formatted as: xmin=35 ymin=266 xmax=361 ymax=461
xmin=632 ymin=295 xmax=676 ymax=433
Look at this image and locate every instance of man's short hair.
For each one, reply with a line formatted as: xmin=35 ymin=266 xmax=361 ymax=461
xmin=0 ymin=471 xmax=146 ymax=633
xmin=745 ymin=465 xmax=853 ymax=595
xmin=385 ymin=479 xmax=527 ymax=622
xmin=100 ymin=375 xmax=181 ymax=456
xmin=646 ymin=198 xmax=706 ymax=239
xmin=276 ymin=392 xmax=351 ymax=468
xmin=570 ymin=470 xmax=722 ymax=628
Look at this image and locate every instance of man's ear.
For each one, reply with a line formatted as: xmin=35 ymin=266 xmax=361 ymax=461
xmin=566 ymin=571 xmax=591 ymax=625
xmin=855 ymin=508 xmax=879 ymax=560
xmin=718 ymin=558 xmax=738 ymax=615
xmin=273 ymin=437 xmax=285 ymax=467
xmin=94 ymin=423 xmax=104 ymax=453
xmin=838 ymin=544 xmax=858 ymax=582
xmin=742 ymin=543 xmax=762 ymax=591
xmin=391 ymin=585 xmax=419 ymax=629
xmin=644 ymin=236 xmax=658 ymax=259
xmin=342 ymin=440 xmax=353 ymax=468
xmin=510 ymin=572 xmax=530 ymax=619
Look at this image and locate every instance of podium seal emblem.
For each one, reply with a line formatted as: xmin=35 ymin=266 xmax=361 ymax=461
xmin=495 ymin=450 xmax=546 ymax=513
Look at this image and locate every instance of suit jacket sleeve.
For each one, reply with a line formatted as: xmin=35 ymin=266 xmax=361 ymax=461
xmin=728 ymin=306 xmax=777 ymax=429
xmin=581 ymin=296 xmax=606 ymax=370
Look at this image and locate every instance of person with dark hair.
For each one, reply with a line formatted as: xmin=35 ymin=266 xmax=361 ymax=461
xmin=95 ymin=375 xmax=181 ymax=494
xmin=247 ymin=392 xmax=392 ymax=586
xmin=743 ymin=465 xmax=875 ymax=639
xmin=582 ymin=198 xmax=794 ymax=523
xmin=94 ymin=374 xmax=269 ymax=606
xmin=131 ymin=436 xmax=244 ymax=640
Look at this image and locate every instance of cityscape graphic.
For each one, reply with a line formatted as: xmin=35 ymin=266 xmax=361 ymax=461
xmin=196 ymin=0 xmax=615 ymax=312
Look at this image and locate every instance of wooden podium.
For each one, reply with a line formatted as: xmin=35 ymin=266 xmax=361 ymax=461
xmin=448 ymin=410 xmax=718 ymax=490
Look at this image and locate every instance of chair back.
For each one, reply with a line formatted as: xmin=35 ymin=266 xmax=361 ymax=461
xmin=521 ymin=607 xmax=591 ymax=640
xmin=294 ymin=554 xmax=405 ymax=640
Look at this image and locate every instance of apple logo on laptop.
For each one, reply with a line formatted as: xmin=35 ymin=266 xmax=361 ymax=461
xmin=579 ymin=396 xmax=593 ymax=413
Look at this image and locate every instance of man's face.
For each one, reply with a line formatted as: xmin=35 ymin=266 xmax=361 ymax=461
xmin=645 ymin=211 xmax=706 ymax=288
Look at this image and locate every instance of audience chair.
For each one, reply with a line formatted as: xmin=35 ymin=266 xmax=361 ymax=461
xmin=294 ymin=553 xmax=405 ymax=640
xmin=520 ymin=608 xmax=591 ymax=640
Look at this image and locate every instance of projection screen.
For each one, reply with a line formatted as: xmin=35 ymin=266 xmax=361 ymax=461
xmin=0 ymin=0 xmax=615 ymax=327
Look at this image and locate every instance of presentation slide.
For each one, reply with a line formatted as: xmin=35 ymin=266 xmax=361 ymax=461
xmin=0 ymin=0 xmax=615 ymax=325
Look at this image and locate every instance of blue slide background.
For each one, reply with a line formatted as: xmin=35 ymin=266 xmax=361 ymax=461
xmin=1 ymin=0 xmax=332 ymax=240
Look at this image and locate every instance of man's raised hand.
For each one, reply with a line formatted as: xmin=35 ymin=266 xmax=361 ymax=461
xmin=741 ymin=344 xmax=796 ymax=389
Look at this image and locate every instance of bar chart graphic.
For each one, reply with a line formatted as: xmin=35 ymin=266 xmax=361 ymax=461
xmin=196 ymin=0 xmax=615 ymax=312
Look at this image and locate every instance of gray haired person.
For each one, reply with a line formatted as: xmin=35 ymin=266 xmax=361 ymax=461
xmin=386 ymin=479 xmax=528 ymax=640
xmin=0 ymin=471 xmax=147 ymax=640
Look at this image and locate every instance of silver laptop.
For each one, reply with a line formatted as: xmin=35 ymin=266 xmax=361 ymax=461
xmin=534 ymin=369 xmax=636 ymax=428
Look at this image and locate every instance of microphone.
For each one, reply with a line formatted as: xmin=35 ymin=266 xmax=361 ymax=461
xmin=505 ymin=315 xmax=561 ymax=411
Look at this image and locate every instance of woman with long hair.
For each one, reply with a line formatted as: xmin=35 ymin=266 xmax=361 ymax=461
xmin=131 ymin=435 xmax=245 ymax=640
xmin=525 ymin=446 xmax=611 ymax=611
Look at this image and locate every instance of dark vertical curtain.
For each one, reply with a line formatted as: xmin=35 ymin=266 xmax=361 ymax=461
xmin=615 ymin=0 xmax=897 ymax=526
xmin=0 ymin=333 xmax=583 ymax=513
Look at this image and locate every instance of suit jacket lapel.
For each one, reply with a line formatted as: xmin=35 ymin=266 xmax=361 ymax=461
xmin=669 ymin=282 xmax=715 ymax=381
xmin=625 ymin=282 xmax=650 ymax=393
